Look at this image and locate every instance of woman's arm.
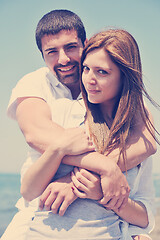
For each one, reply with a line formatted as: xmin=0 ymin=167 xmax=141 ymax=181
xmin=71 ymin=168 xmax=148 ymax=228
xmin=114 ymin=199 xmax=148 ymax=228
xmin=71 ymin=159 xmax=154 ymax=230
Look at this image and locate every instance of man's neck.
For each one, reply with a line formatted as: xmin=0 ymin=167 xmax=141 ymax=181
xmin=68 ymin=83 xmax=81 ymax=100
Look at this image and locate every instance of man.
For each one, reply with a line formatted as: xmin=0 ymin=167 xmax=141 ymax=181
xmin=3 ymin=9 xmax=156 ymax=240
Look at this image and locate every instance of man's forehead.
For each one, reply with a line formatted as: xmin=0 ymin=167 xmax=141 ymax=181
xmin=44 ymin=29 xmax=79 ymax=41
xmin=41 ymin=30 xmax=82 ymax=49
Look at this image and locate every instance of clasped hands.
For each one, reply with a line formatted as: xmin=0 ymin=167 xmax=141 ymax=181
xmin=39 ymin=165 xmax=130 ymax=216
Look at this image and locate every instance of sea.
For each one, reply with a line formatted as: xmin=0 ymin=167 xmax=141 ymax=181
xmin=0 ymin=172 xmax=160 ymax=237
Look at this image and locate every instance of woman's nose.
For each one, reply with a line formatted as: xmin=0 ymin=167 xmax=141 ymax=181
xmin=87 ymin=70 xmax=96 ymax=85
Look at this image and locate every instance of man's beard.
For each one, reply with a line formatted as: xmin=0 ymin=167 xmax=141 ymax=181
xmin=54 ymin=62 xmax=80 ymax=86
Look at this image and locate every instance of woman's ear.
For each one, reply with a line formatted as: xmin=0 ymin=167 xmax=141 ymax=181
xmin=84 ymin=38 xmax=88 ymax=46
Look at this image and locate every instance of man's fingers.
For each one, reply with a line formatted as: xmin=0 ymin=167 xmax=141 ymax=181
xmin=103 ymin=197 xmax=119 ymax=209
xmin=51 ymin=195 xmax=64 ymax=214
xmin=58 ymin=195 xmax=77 ymax=216
xmin=98 ymin=195 xmax=112 ymax=205
xmin=39 ymin=188 xmax=51 ymax=210
xmin=112 ymin=196 xmax=124 ymax=210
xmin=43 ymin=192 xmax=57 ymax=211
xmin=117 ymin=194 xmax=129 ymax=211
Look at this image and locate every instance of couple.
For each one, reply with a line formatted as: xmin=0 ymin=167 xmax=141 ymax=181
xmin=3 ymin=9 xmax=158 ymax=240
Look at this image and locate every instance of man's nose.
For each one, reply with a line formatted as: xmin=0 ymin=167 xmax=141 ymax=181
xmin=58 ymin=49 xmax=70 ymax=65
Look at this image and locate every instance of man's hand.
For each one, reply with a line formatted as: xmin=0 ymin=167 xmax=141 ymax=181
xmin=98 ymin=161 xmax=130 ymax=210
xmin=56 ymin=128 xmax=95 ymax=156
xmin=132 ymin=235 xmax=151 ymax=240
xmin=39 ymin=173 xmax=77 ymax=216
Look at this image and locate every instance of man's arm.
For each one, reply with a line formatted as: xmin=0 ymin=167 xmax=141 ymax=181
xmin=21 ymin=126 xmax=94 ymax=201
xmin=16 ymin=97 xmax=156 ymax=209
xmin=16 ymin=97 xmax=64 ymax=153
xmin=117 ymin=107 xmax=157 ymax=171
xmin=16 ymin=97 xmax=156 ymax=170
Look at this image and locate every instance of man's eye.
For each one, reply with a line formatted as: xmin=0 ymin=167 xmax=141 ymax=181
xmin=66 ymin=45 xmax=77 ymax=51
xmin=48 ymin=50 xmax=57 ymax=55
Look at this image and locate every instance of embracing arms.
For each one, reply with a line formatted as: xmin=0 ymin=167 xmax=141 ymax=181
xmin=17 ymin=97 xmax=156 ymax=205
xmin=16 ymin=97 xmax=156 ymax=170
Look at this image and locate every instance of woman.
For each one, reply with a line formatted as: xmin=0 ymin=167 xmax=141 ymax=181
xmin=3 ymin=29 xmax=157 ymax=239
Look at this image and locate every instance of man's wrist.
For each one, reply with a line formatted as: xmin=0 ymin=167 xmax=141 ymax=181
xmin=98 ymin=158 xmax=118 ymax=176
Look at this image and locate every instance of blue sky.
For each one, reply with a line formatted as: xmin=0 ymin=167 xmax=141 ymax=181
xmin=1 ymin=0 xmax=160 ymax=173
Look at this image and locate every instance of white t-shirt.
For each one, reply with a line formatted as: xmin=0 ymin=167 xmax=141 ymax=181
xmin=7 ymin=67 xmax=80 ymax=179
xmin=7 ymin=67 xmax=73 ymax=120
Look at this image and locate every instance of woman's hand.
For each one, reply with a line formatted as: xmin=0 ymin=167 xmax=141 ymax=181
xmin=71 ymin=167 xmax=103 ymax=200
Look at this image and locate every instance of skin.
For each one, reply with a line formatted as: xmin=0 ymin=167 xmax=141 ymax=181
xmin=82 ymin=48 xmax=122 ymax=121
xmin=18 ymin=30 xmax=156 ymax=218
xmin=42 ymin=30 xmax=84 ymax=99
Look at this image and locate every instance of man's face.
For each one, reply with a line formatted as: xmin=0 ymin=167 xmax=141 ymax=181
xmin=41 ymin=30 xmax=84 ymax=87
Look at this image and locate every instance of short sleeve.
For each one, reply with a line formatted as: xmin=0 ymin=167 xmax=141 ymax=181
xmin=7 ymin=68 xmax=48 ymax=120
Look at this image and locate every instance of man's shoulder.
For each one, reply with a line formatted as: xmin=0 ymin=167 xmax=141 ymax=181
xmin=15 ymin=67 xmax=56 ymax=89
xmin=21 ymin=67 xmax=50 ymax=81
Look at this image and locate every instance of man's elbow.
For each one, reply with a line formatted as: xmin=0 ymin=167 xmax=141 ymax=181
xmin=20 ymin=185 xmax=36 ymax=202
xmin=24 ymin=131 xmax=45 ymax=153
xmin=150 ymin=142 xmax=157 ymax=156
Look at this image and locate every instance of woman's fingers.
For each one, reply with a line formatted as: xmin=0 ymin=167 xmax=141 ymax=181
xmin=71 ymin=170 xmax=89 ymax=192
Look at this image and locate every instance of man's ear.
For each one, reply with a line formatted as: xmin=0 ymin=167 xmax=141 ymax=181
xmin=84 ymin=38 xmax=88 ymax=46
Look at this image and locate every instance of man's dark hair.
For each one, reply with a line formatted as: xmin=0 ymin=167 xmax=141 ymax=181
xmin=36 ymin=9 xmax=86 ymax=53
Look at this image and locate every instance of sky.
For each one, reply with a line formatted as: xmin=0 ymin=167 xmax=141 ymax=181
xmin=0 ymin=0 xmax=160 ymax=173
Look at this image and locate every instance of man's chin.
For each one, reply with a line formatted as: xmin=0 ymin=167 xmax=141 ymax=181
xmin=57 ymin=74 xmax=79 ymax=86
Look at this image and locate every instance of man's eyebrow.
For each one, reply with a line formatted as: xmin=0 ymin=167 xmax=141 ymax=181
xmin=44 ymin=42 xmax=78 ymax=52
xmin=45 ymin=47 xmax=57 ymax=52
xmin=64 ymin=42 xmax=79 ymax=48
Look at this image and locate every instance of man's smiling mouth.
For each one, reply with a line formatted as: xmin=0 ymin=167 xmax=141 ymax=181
xmin=58 ymin=65 xmax=75 ymax=73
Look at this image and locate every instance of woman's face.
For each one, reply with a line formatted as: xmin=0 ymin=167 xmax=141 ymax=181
xmin=82 ymin=48 xmax=122 ymax=115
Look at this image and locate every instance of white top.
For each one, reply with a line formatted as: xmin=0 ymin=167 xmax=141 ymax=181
xmin=7 ymin=67 xmax=73 ymax=120
xmin=7 ymin=67 xmax=80 ymax=180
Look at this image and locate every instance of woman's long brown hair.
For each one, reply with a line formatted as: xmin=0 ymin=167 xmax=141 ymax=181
xmin=80 ymin=29 xmax=159 ymax=168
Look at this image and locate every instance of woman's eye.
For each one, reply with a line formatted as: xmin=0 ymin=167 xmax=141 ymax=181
xmin=98 ymin=69 xmax=108 ymax=75
xmin=83 ymin=66 xmax=89 ymax=71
